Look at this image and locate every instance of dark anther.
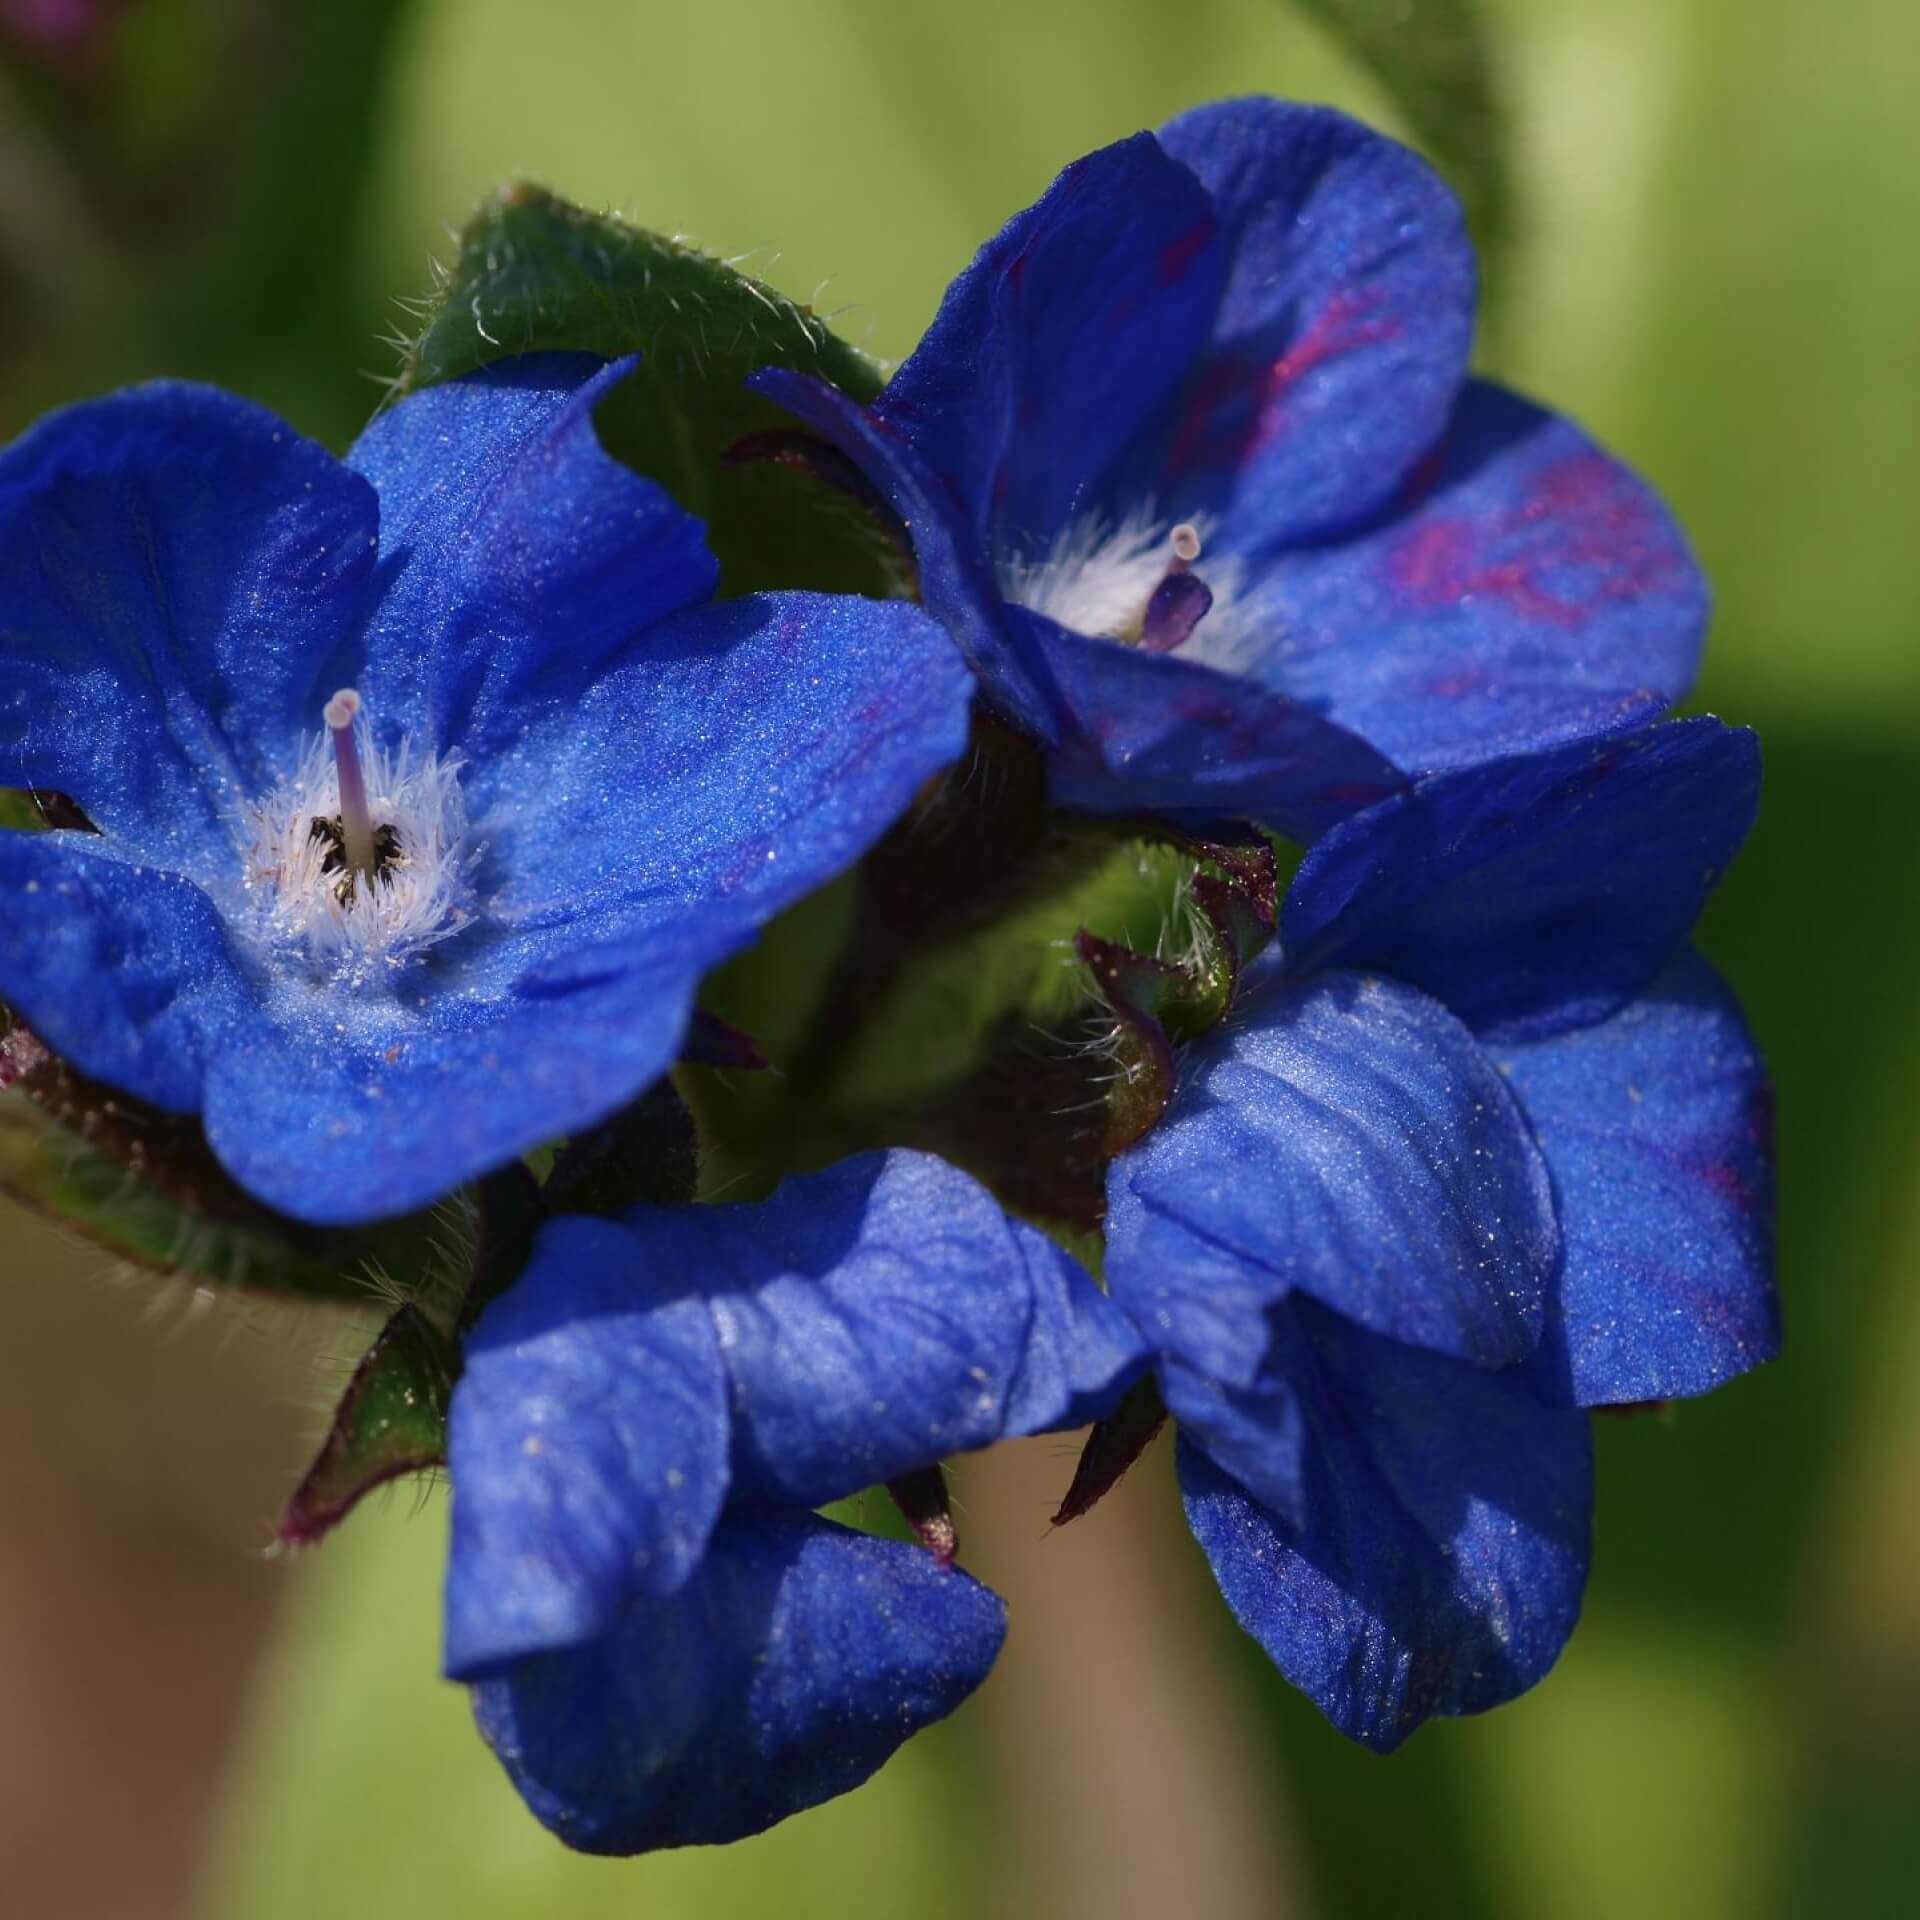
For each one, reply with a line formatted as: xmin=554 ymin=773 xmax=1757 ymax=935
xmin=1139 ymin=568 xmax=1213 ymax=652
xmin=308 ymin=815 xmax=402 ymax=906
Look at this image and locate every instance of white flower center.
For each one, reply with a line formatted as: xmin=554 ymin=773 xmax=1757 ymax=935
xmin=241 ymin=689 xmax=474 ymax=984
xmin=997 ymin=506 xmax=1253 ymax=659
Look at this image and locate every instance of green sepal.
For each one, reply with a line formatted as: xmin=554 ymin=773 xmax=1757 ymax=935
xmin=0 ymin=791 xmax=44 ymax=833
xmin=393 ymin=183 xmax=897 ymax=598
xmin=1074 ymin=932 xmax=1180 ymax=1154
xmin=0 ymin=786 xmax=94 ymax=833
xmin=866 ymin=1008 xmax=1115 ymax=1236
xmin=277 ymin=1305 xmax=456 ymax=1547
xmin=0 ymin=1017 xmax=442 ymax=1302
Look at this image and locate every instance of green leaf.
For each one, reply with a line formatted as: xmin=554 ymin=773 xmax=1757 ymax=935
xmin=1289 ymin=0 xmax=1512 ymax=294
xmin=0 ymin=790 xmax=47 ymax=833
xmin=395 ymin=183 xmax=899 ymax=598
xmin=0 ymin=1018 xmax=448 ymax=1303
xmin=279 ymin=1305 xmax=456 ymax=1546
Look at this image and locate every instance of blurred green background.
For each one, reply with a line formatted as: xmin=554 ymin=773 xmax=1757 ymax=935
xmin=1 ymin=1 xmax=1915 ymax=1915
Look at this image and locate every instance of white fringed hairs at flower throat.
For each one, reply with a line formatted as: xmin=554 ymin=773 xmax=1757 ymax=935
xmin=242 ymin=688 xmax=475 ymax=984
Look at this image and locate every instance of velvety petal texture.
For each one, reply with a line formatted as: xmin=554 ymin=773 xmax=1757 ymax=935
xmin=1496 ymin=952 xmax=1780 ymax=1405
xmin=1106 ymin=970 xmax=1556 ymax=1373
xmin=744 ymin=367 xmax=1413 ymax=838
xmin=470 ymin=1510 xmax=1006 ymax=1853
xmin=0 ymin=380 xmax=378 ymax=871
xmin=1225 ymin=381 xmax=1706 ymax=772
xmin=748 ymin=364 xmax=1067 ymax=738
xmin=339 ymin=353 xmax=718 ymax=754
xmin=1286 ymin=719 xmax=1761 ymax=1042
xmin=0 ymin=830 xmax=250 ymax=1114
xmin=1145 ymin=97 xmax=1476 ymax=547
xmin=1026 ymin=608 xmax=1404 ymax=839
xmin=1178 ymin=1297 xmax=1592 ymax=1751
xmin=447 ymin=1152 xmax=1123 ymax=1850
xmin=873 ymin=133 xmax=1223 ymax=557
xmin=761 ymin=98 xmax=1707 ymax=831
xmin=0 ymin=356 xmax=976 ymax=1223
xmin=447 ymin=1153 xmax=1140 ymax=1648
xmin=445 ymin=1216 xmax=731 ymax=1677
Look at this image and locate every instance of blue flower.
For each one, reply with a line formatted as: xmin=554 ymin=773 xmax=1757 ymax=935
xmin=444 ymin=1149 xmax=1144 ymax=1851
xmin=1098 ymin=719 xmax=1778 ymax=1749
xmin=0 ymin=353 xmax=972 ymax=1224
xmin=755 ymin=98 xmax=1707 ymax=837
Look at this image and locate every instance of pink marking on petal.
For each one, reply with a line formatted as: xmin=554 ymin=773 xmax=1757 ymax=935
xmin=1388 ymin=449 xmax=1695 ymax=628
xmin=1166 ymin=290 xmax=1398 ymax=479
xmin=1158 ymin=220 xmax=1215 ymax=287
xmin=1425 ymin=667 xmax=1494 ymax=699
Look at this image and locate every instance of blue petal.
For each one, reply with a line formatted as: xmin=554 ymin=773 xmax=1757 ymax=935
xmin=30 ymin=587 xmax=968 ymax=1227
xmin=1024 ymin=606 xmax=1405 ymax=838
xmin=459 ymin=591 xmax=975 ymax=948
xmin=602 ymin=1152 xmax=1137 ymax=1510
xmin=873 ymin=133 xmax=1222 ymax=557
xmin=445 ymin=1216 xmax=731 ymax=1676
xmin=749 ymin=366 xmax=1067 ymax=740
xmin=1003 ymin=1212 xmax=1150 ymax=1434
xmin=1231 ymin=381 xmax=1706 ymax=773
xmin=1107 ymin=971 xmax=1555 ymax=1376
xmin=341 ymin=353 xmax=719 ymax=756
xmin=1160 ymin=1351 xmax=1310 ymax=1529
xmin=0 ymin=381 xmax=377 ymax=871
xmin=1286 ymin=718 xmax=1761 ymax=1042
xmin=1178 ymin=1300 xmax=1592 ymax=1751
xmin=1494 ymin=951 xmax=1780 ymax=1405
xmin=0 ymin=830 xmax=247 ymax=1112
xmin=1141 ymin=98 xmax=1475 ymax=548
xmin=196 ymin=934 xmax=712 ymax=1226
xmin=469 ymin=1510 xmax=1006 ymax=1853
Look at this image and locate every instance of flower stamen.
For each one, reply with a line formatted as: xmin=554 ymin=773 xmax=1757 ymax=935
xmin=999 ymin=508 xmax=1248 ymax=661
xmin=325 ymin=688 xmax=378 ymax=878
xmin=1139 ymin=523 xmax=1213 ymax=653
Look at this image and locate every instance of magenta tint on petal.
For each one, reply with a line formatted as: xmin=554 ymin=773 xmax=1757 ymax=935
xmin=1143 ymin=98 xmax=1475 ymax=549
xmin=1239 ymin=381 xmax=1707 ymax=772
xmin=1496 ymin=951 xmax=1780 ymax=1406
xmin=1288 ymin=718 xmax=1762 ymax=1043
xmin=875 ymin=133 xmax=1223 ymax=558
xmin=1108 ymin=970 xmax=1556 ymax=1370
xmin=0 ymin=381 xmax=378 ymax=872
xmin=464 ymin=591 xmax=974 ymax=937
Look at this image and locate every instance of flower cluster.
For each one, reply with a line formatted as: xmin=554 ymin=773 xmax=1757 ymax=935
xmin=0 ymin=97 xmax=1775 ymax=1851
